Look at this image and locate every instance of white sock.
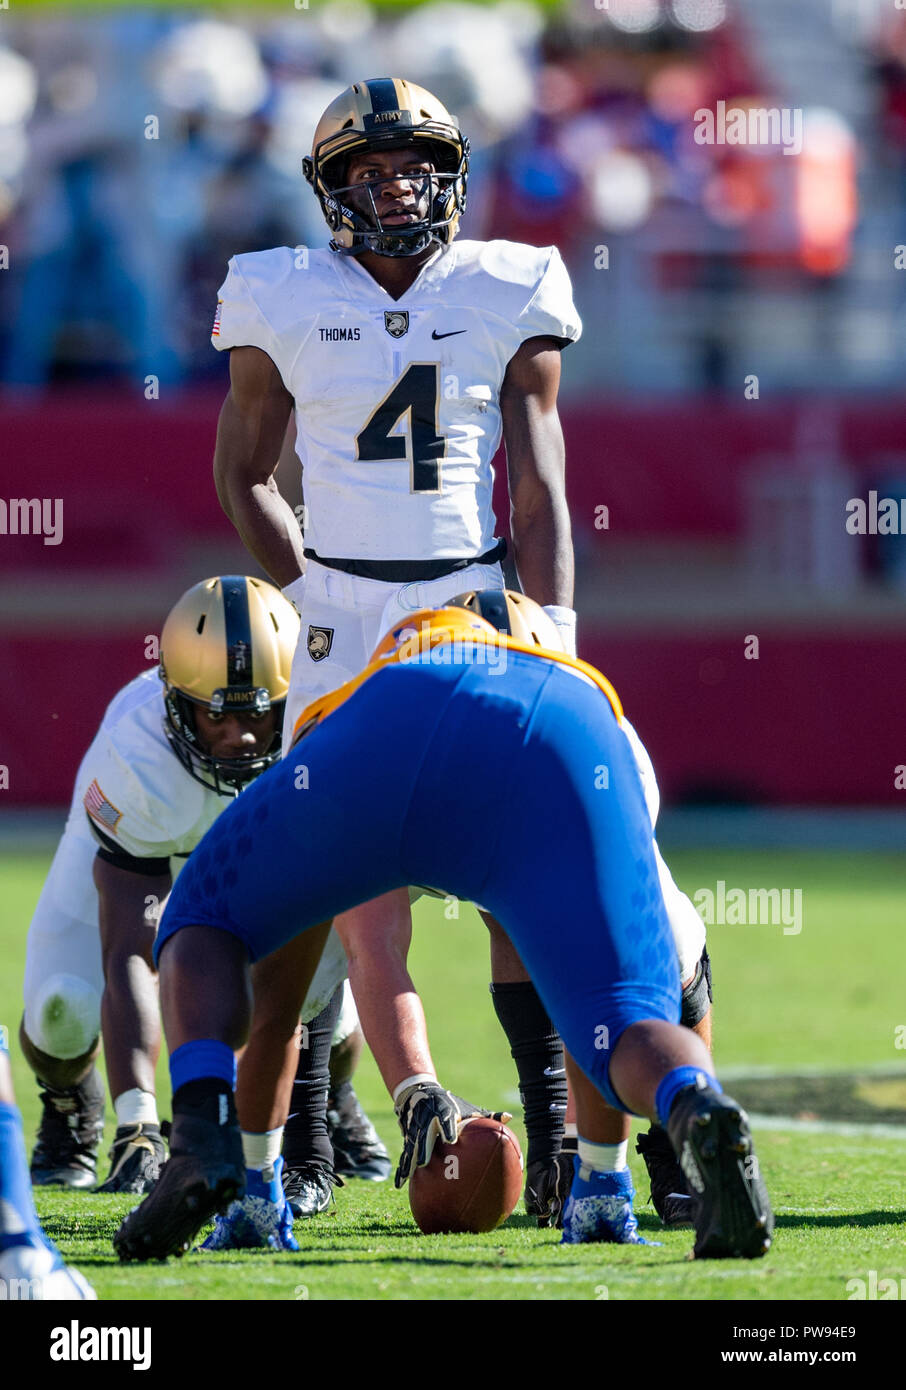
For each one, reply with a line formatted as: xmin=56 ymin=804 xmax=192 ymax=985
xmin=242 ymin=1128 xmax=284 ymax=1171
xmin=577 ymin=1137 xmax=628 ymax=1173
xmin=564 ymin=1122 xmax=578 ymax=1141
xmin=114 ymin=1089 xmax=159 ymax=1128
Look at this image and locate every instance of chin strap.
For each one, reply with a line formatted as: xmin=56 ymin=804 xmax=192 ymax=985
xmin=330 ymin=230 xmax=438 ymax=260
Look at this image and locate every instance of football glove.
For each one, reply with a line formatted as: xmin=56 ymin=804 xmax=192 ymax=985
xmin=393 ymin=1082 xmax=511 ymax=1188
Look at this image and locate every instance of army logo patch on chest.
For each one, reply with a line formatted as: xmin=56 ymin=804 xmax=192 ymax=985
xmin=384 ymin=310 xmax=409 ymax=338
xmin=307 ymin=625 xmax=335 ymax=662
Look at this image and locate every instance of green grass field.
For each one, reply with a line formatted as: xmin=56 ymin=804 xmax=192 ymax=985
xmin=3 ymin=848 xmax=905 ymax=1301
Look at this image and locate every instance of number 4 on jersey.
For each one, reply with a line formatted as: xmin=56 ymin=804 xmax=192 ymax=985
xmin=355 ymin=363 xmax=446 ymax=493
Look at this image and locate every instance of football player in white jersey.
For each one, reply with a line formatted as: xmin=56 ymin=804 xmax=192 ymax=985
xmin=210 ymin=78 xmax=709 ymax=1235
xmin=19 ymin=577 xmax=377 ymax=1225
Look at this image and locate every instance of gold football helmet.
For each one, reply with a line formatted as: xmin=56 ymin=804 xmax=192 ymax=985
xmin=303 ymin=77 xmax=468 ymax=258
xmin=159 ymin=575 xmax=300 ymax=795
xmin=446 ymin=590 xmax=565 ymax=650
xmin=371 ymin=605 xmax=500 ymax=665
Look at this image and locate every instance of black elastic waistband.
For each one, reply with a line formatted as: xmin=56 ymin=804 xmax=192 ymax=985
xmin=303 ymin=538 xmax=507 ymax=584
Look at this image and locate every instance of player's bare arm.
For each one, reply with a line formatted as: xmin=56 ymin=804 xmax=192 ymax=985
xmin=333 ymin=895 xmax=510 ymax=1187
xmin=213 ymin=345 xmax=305 ymax=588
xmin=500 ymin=336 xmax=575 ymax=610
xmin=332 ymin=890 xmax=435 ymax=1096
xmin=95 ymin=856 xmax=172 ymax=1104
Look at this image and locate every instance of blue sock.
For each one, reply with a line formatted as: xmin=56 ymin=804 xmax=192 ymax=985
xmin=655 ymin=1066 xmax=722 ymax=1129
xmin=0 ymin=1102 xmax=43 ymax=1249
xmin=170 ymin=1040 xmax=236 ymax=1096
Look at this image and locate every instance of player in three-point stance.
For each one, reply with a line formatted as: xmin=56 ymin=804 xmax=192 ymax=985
xmin=19 ymin=577 xmax=383 ymax=1243
xmin=211 ymin=76 xmax=710 ymax=1232
xmin=114 ymin=593 xmax=773 ymax=1264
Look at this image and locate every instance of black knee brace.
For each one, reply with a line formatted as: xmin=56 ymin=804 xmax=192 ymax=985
xmin=681 ymin=946 xmax=712 ymax=1029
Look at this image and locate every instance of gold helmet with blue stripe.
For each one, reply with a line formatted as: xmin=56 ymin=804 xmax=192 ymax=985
xmin=370 ymin=590 xmax=564 ymax=667
xmin=303 ymin=77 xmax=469 ymax=258
xmin=159 ymin=576 xmax=299 ymax=795
xmin=447 ymin=590 xmax=565 ymax=650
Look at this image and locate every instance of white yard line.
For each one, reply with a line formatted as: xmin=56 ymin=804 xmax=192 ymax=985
xmin=746 ymin=1113 xmax=906 ymax=1139
xmin=719 ymin=1062 xmax=906 ymax=1080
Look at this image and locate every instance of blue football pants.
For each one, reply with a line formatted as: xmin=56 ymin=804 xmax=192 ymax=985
xmin=157 ymin=651 xmax=681 ymax=1109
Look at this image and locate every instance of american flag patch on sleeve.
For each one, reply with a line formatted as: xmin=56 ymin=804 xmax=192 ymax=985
xmin=212 ymin=301 xmax=223 ymax=338
xmin=84 ymin=779 xmax=122 ymax=834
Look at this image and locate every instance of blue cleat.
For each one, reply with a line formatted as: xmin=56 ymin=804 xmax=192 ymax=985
xmin=560 ymin=1162 xmax=659 ymax=1246
xmin=201 ymin=1155 xmax=299 ymax=1252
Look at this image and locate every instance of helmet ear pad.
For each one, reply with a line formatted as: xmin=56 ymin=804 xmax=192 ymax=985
xmin=164 ymin=687 xmax=201 ymax=754
xmin=321 ymin=150 xmax=351 ymax=193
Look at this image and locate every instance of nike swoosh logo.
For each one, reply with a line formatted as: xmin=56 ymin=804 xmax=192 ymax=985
xmin=543 ymin=1067 xmax=566 ymax=1078
xmin=431 ymin=329 xmax=467 ymax=339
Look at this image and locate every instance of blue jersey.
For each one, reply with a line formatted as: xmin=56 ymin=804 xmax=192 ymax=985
xmin=157 ymin=644 xmax=680 ymax=1110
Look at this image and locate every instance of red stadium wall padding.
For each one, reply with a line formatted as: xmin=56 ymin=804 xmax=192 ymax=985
xmin=0 ymin=390 xmax=233 ymax=574
xmin=579 ymin=632 xmax=905 ymax=809
xmin=5 ymin=390 xmax=906 ymax=567
xmin=1 ymin=629 xmax=902 ymax=807
xmin=0 ymin=634 xmax=150 ymax=808
xmin=2 ymin=391 xmax=902 ymax=805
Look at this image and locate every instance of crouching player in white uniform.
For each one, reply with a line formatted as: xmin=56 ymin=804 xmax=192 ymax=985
xmin=210 ymin=76 xmax=713 ymax=1232
xmin=112 ymin=594 xmax=773 ymax=1264
xmin=19 ymin=577 xmax=376 ymax=1239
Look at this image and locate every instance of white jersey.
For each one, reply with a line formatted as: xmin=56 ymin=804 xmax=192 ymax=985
xmin=24 ymin=668 xmax=352 ymax=1058
xmin=212 ymin=239 xmax=581 ymax=560
xmin=75 ymin=669 xmax=227 ymax=863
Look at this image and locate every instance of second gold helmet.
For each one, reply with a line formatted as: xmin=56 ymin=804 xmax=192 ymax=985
xmin=445 ymin=590 xmax=565 ymax=650
xmin=159 ymin=575 xmax=300 ymax=795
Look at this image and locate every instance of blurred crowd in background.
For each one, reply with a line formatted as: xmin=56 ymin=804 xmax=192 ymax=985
xmin=2 ymin=0 xmax=906 ymax=396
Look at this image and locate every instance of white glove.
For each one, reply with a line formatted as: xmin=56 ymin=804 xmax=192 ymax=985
xmin=542 ymin=604 xmax=577 ymax=658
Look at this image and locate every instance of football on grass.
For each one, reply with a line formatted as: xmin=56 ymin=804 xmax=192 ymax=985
xmin=409 ymin=1116 xmax=524 ymax=1234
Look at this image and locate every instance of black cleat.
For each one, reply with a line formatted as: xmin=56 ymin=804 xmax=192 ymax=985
xmin=524 ymin=1140 xmax=576 ymax=1229
xmin=30 ymin=1070 xmax=105 ymax=1190
xmin=666 ymin=1083 xmax=773 ymax=1259
xmin=636 ymin=1124 xmax=694 ymax=1228
xmin=282 ymin=1160 xmax=342 ymax=1219
xmin=97 ymin=1123 xmax=167 ymax=1195
xmin=327 ymin=1083 xmax=391 ymax=1182
xmin=113 ymin=1106 xmax=244 ymax=1262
